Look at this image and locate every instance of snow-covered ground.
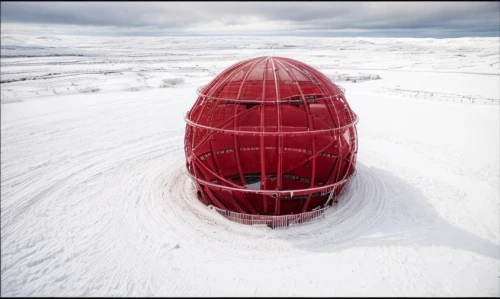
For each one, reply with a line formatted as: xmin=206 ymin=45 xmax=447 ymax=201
xmin=1 ymin=36 xmax=499 ymax=297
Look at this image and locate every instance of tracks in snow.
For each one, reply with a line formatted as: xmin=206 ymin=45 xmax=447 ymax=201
xmin=2 ymin=80 xmax=498 ymax=296
xmin=1 ymin=90 xmax=404 ymax=296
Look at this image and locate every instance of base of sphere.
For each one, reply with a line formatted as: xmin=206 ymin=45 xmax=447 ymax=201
xmin=194 ymin=173 xmax=356 ymax=229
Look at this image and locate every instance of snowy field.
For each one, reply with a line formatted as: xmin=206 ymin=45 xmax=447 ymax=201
xmin=1 ymin=36 xmax=499 ymax=296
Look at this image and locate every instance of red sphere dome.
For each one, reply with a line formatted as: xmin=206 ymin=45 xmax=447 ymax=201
xmin=184 ymin=56 xmax=358 ymax=222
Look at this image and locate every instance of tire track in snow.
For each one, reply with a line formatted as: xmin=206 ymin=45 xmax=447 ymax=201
xmin=107 ymin=139 xmax=392 ymax=264
xmin=1 ymin=91 xmax=453 ymax=296
xmin=1 ymin=92 xmax=188 ymax=296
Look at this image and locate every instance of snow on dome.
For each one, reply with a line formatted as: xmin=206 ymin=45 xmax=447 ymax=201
xmin=184 ymin=56 xmax=358 ymax=227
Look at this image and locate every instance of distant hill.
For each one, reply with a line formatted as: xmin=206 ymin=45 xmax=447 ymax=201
xmin=1 ymin=36 xmax=25 ymax=46
xmin=35 ymin=36 xmax=63 ymax=42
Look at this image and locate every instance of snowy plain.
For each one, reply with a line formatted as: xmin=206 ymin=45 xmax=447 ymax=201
xmin=1 ymin=35 xmax=499 ymax=297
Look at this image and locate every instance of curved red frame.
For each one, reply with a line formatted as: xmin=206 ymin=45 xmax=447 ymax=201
xmin=184 ymin=56 xmax=358 ymax=216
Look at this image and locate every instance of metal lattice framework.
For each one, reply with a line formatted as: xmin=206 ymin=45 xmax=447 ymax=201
xmin=184 ymin=56 xmax=358 ymax=217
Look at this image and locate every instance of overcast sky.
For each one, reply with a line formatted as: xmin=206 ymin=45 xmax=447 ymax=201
xmin=1 ymin=1 xmax=499 ymax=38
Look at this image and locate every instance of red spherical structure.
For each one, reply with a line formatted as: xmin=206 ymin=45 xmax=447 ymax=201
xmin=184 ymin=56 xmax=358 ymax=222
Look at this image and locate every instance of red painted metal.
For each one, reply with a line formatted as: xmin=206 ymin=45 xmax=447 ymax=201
xmin=184 ymin=56 xmax=358 ymax=216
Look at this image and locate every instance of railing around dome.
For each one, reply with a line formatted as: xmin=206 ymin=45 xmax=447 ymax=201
xmin=184 ymin=113 xmax=359 ymax=137
xmin=337 ymin=85 xmax=346 ymax=94
xmin=196 ymin=85 xmax=207 ymax=95
xmin=196 ymin=79 xmax=346 ymax=102
xmin=196 ymin=170 xmax=356 ymax=229
xmin=209 ymin=204 xmax=329 ymax=229
xmin=186 ymin=168 xmax=356 ymax=196
xmin=194 ymin=90 xmax=345 ymax=104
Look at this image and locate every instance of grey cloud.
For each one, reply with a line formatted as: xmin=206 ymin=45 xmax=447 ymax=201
xmin=1 ymin=2 xmax=498 ymax=36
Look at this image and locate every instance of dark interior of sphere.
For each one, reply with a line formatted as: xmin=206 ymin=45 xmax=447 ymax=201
xmin=184 ymin=56 xmax=358 ymax=216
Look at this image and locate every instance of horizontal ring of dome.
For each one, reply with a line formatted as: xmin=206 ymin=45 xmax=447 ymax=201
xmin=196 ymin=85 xmax=345 ymax=103
xmin=184 ymin=113 xmax=359 ymax=136
xmin=186 ymin=169 xmax=356 ymax=197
